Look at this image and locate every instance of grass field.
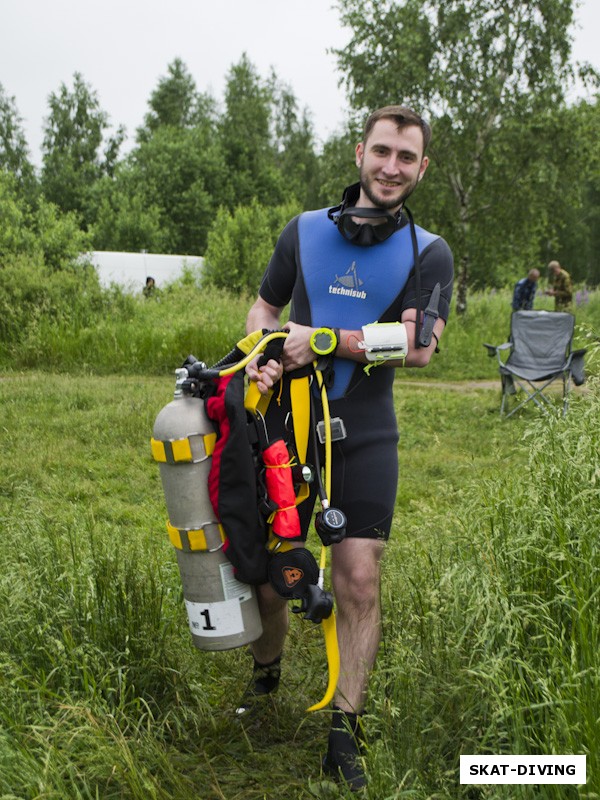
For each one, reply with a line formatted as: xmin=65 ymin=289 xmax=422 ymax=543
xmin=2 ymin=276 xmax=600 ymax=383
xmin=1 ymin=362 xmax=597 ymax=799
xmin=1 ymin=283 xmax=599 ymax=799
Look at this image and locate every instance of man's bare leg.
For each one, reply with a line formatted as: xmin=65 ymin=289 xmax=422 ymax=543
xmin=236 ymin=583 xmax=288 ymax=716
xmin=332 ymin=537 xmax=384 ymax=711
xmin=323 ymin=537 xmax=384 ymax=790
xmin=251 ymin=582 xmax=289 ymax=664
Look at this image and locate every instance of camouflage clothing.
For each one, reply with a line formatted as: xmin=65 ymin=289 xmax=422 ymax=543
xmin=551 ymin=268 xmax=572 ymax=310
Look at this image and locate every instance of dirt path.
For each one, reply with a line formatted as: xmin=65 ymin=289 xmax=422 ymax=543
xmin=401 ymin=379 xmax=590 ymax=394
xmin=402 ymin=379 xmax=499 ymax=391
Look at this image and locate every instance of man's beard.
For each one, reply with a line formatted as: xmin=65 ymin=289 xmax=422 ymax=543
xmin=360 ymin=167 xmax=419 ymax=211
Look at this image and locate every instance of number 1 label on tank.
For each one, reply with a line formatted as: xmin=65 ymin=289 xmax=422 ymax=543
xmin=185 ymin=598 xmax=244 ymax=637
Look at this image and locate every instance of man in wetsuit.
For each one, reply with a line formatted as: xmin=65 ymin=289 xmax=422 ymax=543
xmin=242 ymin=105 xmax=454 ymax=791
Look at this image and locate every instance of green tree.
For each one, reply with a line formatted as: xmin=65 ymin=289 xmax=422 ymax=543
xmin=0 ymin=84 xmax=36 ymax=199
xmin=0 ymin=170 xmax=37 ymax=259
xmin=89 ymin=168 xmax=168 ymax=253
xmin=41 ymin=73 xmax=124 ymax=226
xmin=97 ymin=60 xmax=228 ymax=254
xmin=219 ymin=54 xmax=285 ymax=207
xmin=203 ymin=199 xmax=301 ymax=295
xmin=0 ymin=169 xmax=88 ymax=270
xmin=334 ymin=0 xmax=599 ymax=311
xmin=545 ymin=97 xmax=600 ymax=285
xmin=137 ymin=58 xmax=217 ymax=141
xmin=316 ymin=126 xmax=361 ymax=207
xmin=128 ymin=125 xmax=229 ymax=254
xmin=270 ymin=77 xmax=320 ymax=209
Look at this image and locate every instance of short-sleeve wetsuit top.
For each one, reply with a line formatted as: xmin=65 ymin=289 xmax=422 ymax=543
xmin=259 ymin=197 xmax=454 ymax=539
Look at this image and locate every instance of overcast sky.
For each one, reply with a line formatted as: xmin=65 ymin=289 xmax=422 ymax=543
xmin=1 ymin=0 xmax=598 ymax=168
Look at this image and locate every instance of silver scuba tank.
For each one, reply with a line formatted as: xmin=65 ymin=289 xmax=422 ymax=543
xmin=151 ymin=368 xmax=263 ymax=651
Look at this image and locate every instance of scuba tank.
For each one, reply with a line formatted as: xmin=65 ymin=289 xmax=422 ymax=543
xmin=151 ymin=331 xmax=341 ymax=711
xmin=152 ymin=368 xmax=263 ymax=651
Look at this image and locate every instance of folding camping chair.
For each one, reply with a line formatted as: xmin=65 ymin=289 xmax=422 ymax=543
xmin=483 ymin=310 xmax=586 ymax=418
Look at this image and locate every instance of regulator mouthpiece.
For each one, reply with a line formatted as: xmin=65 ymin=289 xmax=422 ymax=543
xmin=292 ymin=584 xmax=334 ymax=623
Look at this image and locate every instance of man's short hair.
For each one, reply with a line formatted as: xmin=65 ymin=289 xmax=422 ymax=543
xmin=363 ymin=105 xmax=432 ymax=154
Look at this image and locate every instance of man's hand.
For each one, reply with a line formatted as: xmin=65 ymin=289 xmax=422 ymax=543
xmin=246 ymin=356 xmax=283 ymax=395
xmin=280 ymin=321 xmax=315 ymax=371
xmin=245 ymin=321 xmax=320 ymax=393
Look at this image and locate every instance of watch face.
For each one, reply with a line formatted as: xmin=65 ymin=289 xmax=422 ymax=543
xmin=311 ymin=328 xmax=336 ymax=355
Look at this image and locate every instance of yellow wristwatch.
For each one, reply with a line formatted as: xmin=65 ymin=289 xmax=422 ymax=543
xmin=310 ymin=327 xmax=339 ymax=356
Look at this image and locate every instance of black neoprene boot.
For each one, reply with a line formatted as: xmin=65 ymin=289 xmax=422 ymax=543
xmin=322 ymin=706 xmax=367 ymax=792
xmin=235 ymin=655 xmax=281 ymax=717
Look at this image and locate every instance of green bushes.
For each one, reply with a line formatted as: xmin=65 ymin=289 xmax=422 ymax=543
xmin=3 ymin=274 xmax=600 ymax=379
xmin=202 ymin=199 xmax=300 ymax=295
xmin=0 ymin=261 xmax=251 ymax=374
xmin=0 ymin=257 xmax=104 ymax=346
xmin=0 ymin=169 xmax=90 ymax=268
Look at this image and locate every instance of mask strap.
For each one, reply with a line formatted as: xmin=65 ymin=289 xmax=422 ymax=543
xmin=404 ymin=207 xmax=422 ymax=349
xmin=327 ymin=203 xmax=342 ymax=223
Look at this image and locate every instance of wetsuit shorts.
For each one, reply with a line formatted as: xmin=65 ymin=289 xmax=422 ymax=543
xmin=266 ymin=373 xmax=399 ymax=541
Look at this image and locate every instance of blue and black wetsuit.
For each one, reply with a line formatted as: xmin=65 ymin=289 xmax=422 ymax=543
xmin=260 ymin=203 xmax=453 ymax=540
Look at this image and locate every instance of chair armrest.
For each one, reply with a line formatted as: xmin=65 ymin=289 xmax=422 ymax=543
xmin=483 ymin=341 xmax=511 ymax=357
xmin=569 ymin=348 xmax=587 ymax=386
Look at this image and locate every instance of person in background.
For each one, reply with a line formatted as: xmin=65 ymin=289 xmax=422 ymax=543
xmin=143 ymin=276 xmax=156 ymax=298
xmin=545 ymin=261 xmax=572 ymax=310
xmin=512 ymin=268 xmax=540 ymax=311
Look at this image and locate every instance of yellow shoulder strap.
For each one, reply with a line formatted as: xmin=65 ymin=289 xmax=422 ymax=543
xmin=289 ymin=375 xmax=311 ymax=504
xmin=289 ymin=376 xmax=310 ymax=463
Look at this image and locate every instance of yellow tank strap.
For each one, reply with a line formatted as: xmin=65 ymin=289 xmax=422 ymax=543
xmin=289 ymin=375 xmax=310 ymax=462
xmin=167 ymin=521 xmax=225 ymax=552
xmin=151 ymin=432 xmax=217 ymax=464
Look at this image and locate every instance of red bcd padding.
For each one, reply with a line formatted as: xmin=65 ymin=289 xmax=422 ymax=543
xmin=262 ymin=439 xmax=301 ymax=539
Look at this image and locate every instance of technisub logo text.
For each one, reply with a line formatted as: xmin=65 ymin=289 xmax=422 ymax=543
xmin=329 ymin=262 xmax=367 ymax=300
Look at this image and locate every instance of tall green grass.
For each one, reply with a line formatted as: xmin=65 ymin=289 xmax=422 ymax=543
xmin=0 ymin=370 xmax=598 ymax=796
xmin=1 ymin=260 xmax=599 ymax=380
xmin=0 ymin=374 xmax=336 ymax=799
xmin=5 ymin=283 xmax=252 ymax=376
xmin=409 ymin=288 xmax=600 ymax=381
xmin=366 ymin=382 xmax=600 ymax=799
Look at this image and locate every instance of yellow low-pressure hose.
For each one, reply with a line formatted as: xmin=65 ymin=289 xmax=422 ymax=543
xmin=306 ymin=364 xmax=340 ymax=712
